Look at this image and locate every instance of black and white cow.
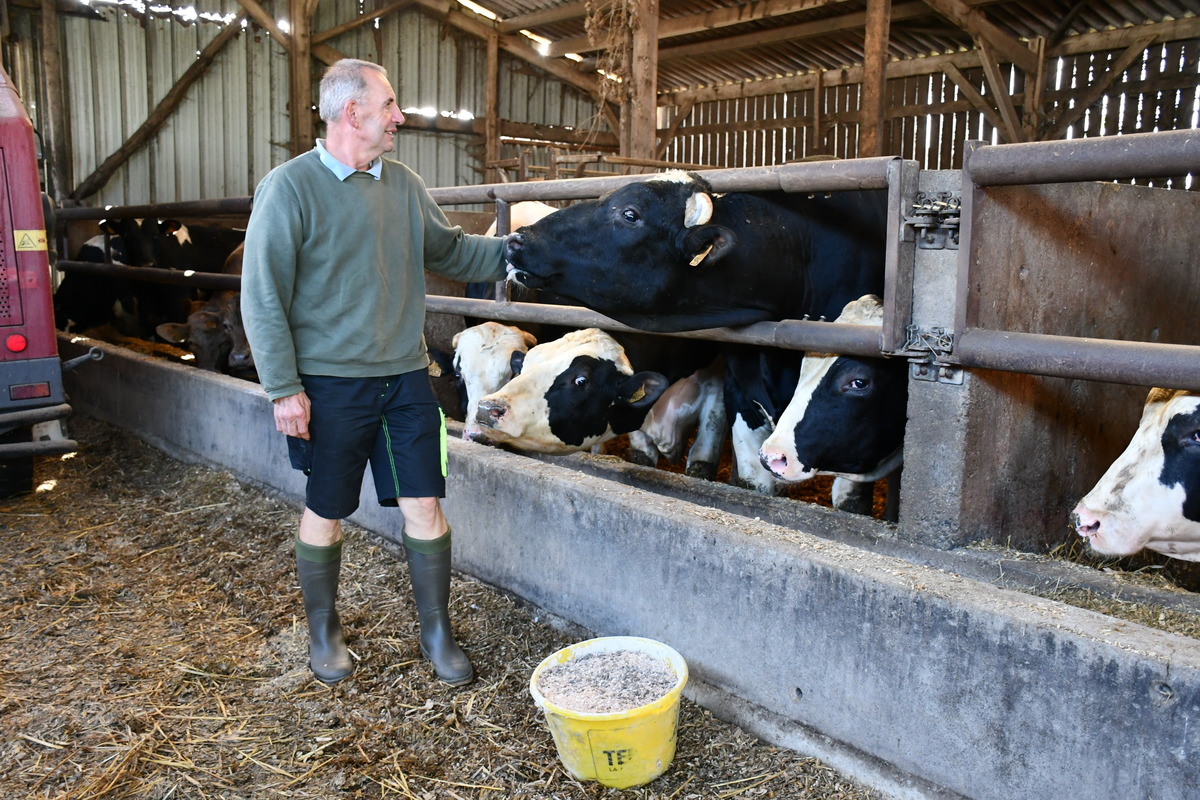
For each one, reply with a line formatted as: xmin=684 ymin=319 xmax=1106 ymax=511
xmin=54 ymin=219 xmax=140 ymax=332
xmin=452 ymin=321 xmax=539 ymax=441
xmin=503 ymin=170 xmax=890 ymax=496
xmin=473 ymin=328 xmax=669 ymax=454
xmin=1071 ymin=388 xmax=1200 ymax=562
xmin=758 ymin=296 xmax=907 ymax=514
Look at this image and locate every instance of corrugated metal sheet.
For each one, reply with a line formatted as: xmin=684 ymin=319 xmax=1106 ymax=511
xmin=47 ymin=1 xmax=603 ymax=208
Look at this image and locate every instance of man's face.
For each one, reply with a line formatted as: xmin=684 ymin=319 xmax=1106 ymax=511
xmin=355 ymin=70 xmax=406 ymax=160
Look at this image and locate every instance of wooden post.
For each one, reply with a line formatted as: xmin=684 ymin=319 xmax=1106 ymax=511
xmin=485 ymin=33 xmax=500 ymax=185
xmin=859 ymin=0 xmax=891 ymax=157
xmin=626 ymin=0 xmax=659 ymax=165
xmin=38 ymin=0 xmax=71 ymax=205
xmin=288 ymin=0 xmax=318 ymax=157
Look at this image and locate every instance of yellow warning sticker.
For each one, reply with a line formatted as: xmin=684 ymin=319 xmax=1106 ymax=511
xmin=15 ymin=230 xmax=48 ymax=251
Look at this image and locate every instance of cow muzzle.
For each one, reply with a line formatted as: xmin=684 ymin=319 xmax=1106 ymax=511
xmin=475 ymin=397 xmax=510 ymax=430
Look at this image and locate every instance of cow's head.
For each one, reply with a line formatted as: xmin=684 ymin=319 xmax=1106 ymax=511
xmin=473 ymin=328 xmax=669 ymax=454
xmin=1072 ymin=388 xmax=1200 ymax=561
xmin=452 ymin=322 xmax=538 ymax=442
xmin=504 ymin=172 xmax=747 ymax=331
xmin=758 ymin=295 xmax=907 ymax=483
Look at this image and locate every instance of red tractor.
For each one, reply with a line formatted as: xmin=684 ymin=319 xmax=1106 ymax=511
xmin=1 ymin=63 xmax=99 ymax=497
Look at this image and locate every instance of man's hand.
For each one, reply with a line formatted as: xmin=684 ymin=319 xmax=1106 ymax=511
xmin=274 ymin=391 xmax=312 ymax=440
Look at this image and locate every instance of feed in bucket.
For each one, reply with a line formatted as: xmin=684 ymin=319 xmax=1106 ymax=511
xmin=529 ymin=636 xmax=688 ymax=789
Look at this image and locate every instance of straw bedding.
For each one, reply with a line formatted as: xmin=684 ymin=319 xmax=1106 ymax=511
xmin=0 ymin=415 xmax=882 ymax=799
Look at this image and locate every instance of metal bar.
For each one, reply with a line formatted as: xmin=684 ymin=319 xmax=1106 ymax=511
xmin=425 ymin=296 xmax=884 ymax=356
xmin=0 ymin=403 xmax=72 ymax=428
xmin=57 ymin=261 xmax=242 ymax=291
xmin=55 ymin=197 xmax=253 ymax=220
xmin=0 ymin=438 xmax=80 ymax=458
xmin=965 ymin=129 xmax=1200 ymax=187
xmin=954 ymin=328 xmax=1200 ymax=390
xmin=428 ymin=158 xmax=898 ymax=205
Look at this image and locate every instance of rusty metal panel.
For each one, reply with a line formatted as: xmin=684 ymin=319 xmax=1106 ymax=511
xmin=956 ymin=180 xmax=1200 ymax=551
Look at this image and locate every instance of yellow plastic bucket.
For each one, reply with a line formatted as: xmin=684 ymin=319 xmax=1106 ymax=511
xmin=529 ymin=636 xmax=688 ymax=789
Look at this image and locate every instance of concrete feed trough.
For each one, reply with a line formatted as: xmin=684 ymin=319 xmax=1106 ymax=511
xmin=59 ymin=335 xmax=1199 ymax=800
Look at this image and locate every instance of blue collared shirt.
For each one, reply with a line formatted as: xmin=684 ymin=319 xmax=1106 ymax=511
xmin=315 ymin=139 xmax=382 ymax=181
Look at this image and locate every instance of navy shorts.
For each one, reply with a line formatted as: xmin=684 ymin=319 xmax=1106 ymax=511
xmin=286 ymin=371 xmax=447 ymax=520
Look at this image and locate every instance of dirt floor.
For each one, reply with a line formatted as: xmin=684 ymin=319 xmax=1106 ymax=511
xmin=0 ymin=415 xmax=883 ymax=800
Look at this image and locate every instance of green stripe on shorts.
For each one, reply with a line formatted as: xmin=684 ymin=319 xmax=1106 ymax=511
xmin=439 ymin=408 xmax=447 ymax=477
xmin=381 ymin=414 xmax=401 ymax=496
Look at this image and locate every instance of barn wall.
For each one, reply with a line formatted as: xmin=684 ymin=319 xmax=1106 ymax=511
xmin=660 ymin=36 xmax=1200 ymax=174
xmin=19 ymin=1 xmax=602 ymax=209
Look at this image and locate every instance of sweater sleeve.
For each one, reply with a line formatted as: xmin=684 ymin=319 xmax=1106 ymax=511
xmin=241 ymin=172 xmax=306 ymax=401
xmin=414 ymin=180 xmax=509 ymax=284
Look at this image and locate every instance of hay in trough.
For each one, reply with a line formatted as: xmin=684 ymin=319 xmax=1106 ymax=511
xmin=0 ymin=415 xmax=882 ymax=799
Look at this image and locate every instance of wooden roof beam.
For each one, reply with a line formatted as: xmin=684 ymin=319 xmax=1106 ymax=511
xmin=545 ymin=0 xmax=844 ymax=58
xmin=920 ymin=0 xmax=1038 ymax=74
xmin=407 ymin=0 xmax=602 ymax=100
xmin=233 ymin=0 xmax=345 ymax=65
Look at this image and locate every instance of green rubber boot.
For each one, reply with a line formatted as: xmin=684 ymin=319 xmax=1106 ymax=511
xmin=404 ymin=530 xmax=475 ymax=686
xmin=295 ymin=537 xmax=354 ymax=684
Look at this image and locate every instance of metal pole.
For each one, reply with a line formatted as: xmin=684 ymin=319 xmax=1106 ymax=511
xmin=965 ymin=129 xmax=1200 ymax=187
xmin=424 ymin=296 xmax=885 ymax=356
xmin=954 ymin=328 xmax=1200 ymax=391
xmin=55 ymin=197 xmax=254 ymax=221
xmin=56 ymin=261 xmax=242 ymax=291
xmin=429 ymin=158 xmax=898 ymax=205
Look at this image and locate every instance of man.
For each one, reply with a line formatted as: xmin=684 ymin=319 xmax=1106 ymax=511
xmin=241 ymin=59 xmax=508 ymax=686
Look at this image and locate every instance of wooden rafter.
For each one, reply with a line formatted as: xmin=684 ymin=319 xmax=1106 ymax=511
xmin=920 ymin=0 xmax=1037 ymax=74
xmin=942 ymin=61 xmax=1007 ymax=134
xmin=546 ymin=0 xmax=844 ymax=58
xmin=233 ymin=0 xmax=345 ymax=65
xmin=975 ymin=37 xmax=1024 ymax=142
xmin=407 ymin=0 xmax=602 ymax=101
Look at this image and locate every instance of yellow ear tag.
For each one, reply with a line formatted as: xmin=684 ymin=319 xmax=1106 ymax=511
xmin=689 ymin=244 xmax=714 ymax=266
xmin=629 ymin=385 xmax=646 ymax=402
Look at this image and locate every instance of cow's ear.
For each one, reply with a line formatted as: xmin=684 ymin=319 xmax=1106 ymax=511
xmin=510 ymin=350 xmax=527 ymax=376
xmin=159 ymin=219 xmax=184 ymax=235
xmin=681 ymin=225 xmax=737 ymax=266
xmin=155 ymin=322 xmax=190 ymax=345
xmin=609 ymin=372 xmax=670 ymax=434
xmin=684 ymin=192 xmax=713 ymax=227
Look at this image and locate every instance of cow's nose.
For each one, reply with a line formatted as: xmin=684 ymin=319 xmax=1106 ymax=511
xmin=504 ymin=232 xmax=526 ymax=259
xmin=1071 ymin=507 xmax=1101 ymax=539
xmin=476 ymin=398 xmax=508 ymax=428
xmin=229 ymin=351 xmax=253 ymax=368
xmin=759 ymin=449 xmax=787 ymax=477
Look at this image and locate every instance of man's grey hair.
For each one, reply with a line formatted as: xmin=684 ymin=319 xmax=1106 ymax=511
xmin=319 ymin=59 xmax=388 ymax=123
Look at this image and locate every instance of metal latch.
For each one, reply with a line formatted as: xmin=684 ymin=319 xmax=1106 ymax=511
xmin=903 ymin=192 xmax=961 ymax=250
xmin=904 ymin=325 xmax=963 ymax=384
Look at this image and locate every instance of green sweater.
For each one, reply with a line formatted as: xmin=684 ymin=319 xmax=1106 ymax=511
xmin=241 ymin=149 xmax=507 ymax=401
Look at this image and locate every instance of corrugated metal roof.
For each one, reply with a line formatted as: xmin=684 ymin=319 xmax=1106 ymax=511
xmin=470 ymin=0 xmax=1198 ymax=94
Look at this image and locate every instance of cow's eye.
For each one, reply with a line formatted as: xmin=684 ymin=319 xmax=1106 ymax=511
xmin=620 ymin=207 xmax=639 ymax=224
xmin=574 ymin=374 xmax=588 ymax=388
xmin=847 ymin=378 xmax=870 ymax=391
xmin=1188 ymin=429 xmax=1200 ymax=446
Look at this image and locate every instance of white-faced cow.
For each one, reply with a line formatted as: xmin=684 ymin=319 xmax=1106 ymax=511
xmin=758 ymin=296 xmax=907 ymax=515
xmin=473 ymin=328 xmax=669 ymax=454
xmin=452 ymin=321 xmax=538 ymax=441
xmin=504 ymin=170 xmax=890 ymax=497
xmin=1072 ymin=388 xmax=1200 ymax=561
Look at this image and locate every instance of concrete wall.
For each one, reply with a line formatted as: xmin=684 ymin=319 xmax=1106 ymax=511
xmin=60 ymin=336 xmax=1200 ymax=800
